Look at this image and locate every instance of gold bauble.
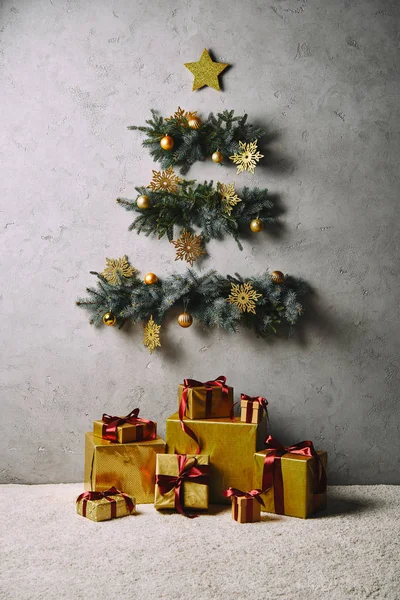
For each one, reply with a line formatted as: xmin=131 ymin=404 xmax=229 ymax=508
xmin=136 ymin=195 xmax=150 ymax=209
xmin=144 ymin=272 xmax=158 ymax=285
xmin=188 ymin=116 xmax=202 ymax=130
xmin=103 ymin=312 xmax=117 ymax=326
xmin=177 ymin=312 xmax=193 ymax=328
xmin=271 ymin=270 xmax=285 ymax=284
xmin=160 ymin=135 xmax=174 ymax=150
xmin=211 ymin=150 xmax=224 ymax=163
xmin=250 ymin=218 xmax=264 ymax=232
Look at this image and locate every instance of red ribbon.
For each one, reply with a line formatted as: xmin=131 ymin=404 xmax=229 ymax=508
xmin=76 ymin=487 xmax=135 ymax=518
xmin=101 ymin=408 xmax=156 ymax=443
xmin=178 ymin=376 xmax=231 ymax=453
xmin=156 ymin=455 xmax=210 ymax=518
xmin=240 ymin=393 xmax=269 ymax=423
xmin=262 ymin=435 xmax=327 ymax=515
xmin=224 ymin=487 xmax=265 ymax=521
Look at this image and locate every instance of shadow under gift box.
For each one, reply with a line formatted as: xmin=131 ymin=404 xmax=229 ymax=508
xmin=166 ymin=412 xmax=267 ymax=504
xmin=254 ymin=449 xmax=328 ymax=519
xmin=84 ymin=433 xmax=166 ymax=504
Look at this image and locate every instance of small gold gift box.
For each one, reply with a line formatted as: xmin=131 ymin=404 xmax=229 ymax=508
xmin=155 ymin=454 xmax=210 ymax=513
xmin=93 ymin=417 xmax=157 ymax=444
xmin=84 ymin=433 xmax=166 ymax=504
xmin=178 ymin=377 xmax=234 ymax=420
xmin=232 ymin=496 xmax=261 ymax=523
xmin=76 ymin=488 xmax=135 ymax=522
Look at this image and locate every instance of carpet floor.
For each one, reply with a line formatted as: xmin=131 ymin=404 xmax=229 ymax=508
xmin=0 ymin=484 xmax=399 ymax=600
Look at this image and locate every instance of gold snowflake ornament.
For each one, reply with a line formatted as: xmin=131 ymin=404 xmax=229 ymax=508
xmin=229 ymin=140 xmax=264 ymax=175
xmin=148 ymin=166 xmax=181 ymax=193
xmin=101 ymin=255 xmax=136 ymax=285
xmin=171 ymin=230 xmax=205 ymax=266
xmin=227 ymin=282 xmax=262 ymax=314
xmin=165 ymin=107 xmax=198 ymax=127
xmin=143 ymin=316 xmax=161 ymax=353
xmin=217 ymin=182 xmax=242 ymax=215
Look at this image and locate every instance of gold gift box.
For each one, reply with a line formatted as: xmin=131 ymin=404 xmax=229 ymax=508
xmin=76 ymin=493 xmax=136 ymax=522
xmin=84 ymin=432 xmax=166 ymax=504
xmin=154 ymin=454 xmax=209 ymax=511
xmin=178 ymin=383 xmax=234 ymax=419
xmin=254 ymin=449 xmax=328 ymax=519
xmin=240 ymin=399 xmax=264 ymax=424
xmin=93 ymin=419 xmax=157 ymax=444
xmin=232 ymin=496 xmax=261 ymax=523
xmin=166 ymin=412 xmax=265 ymax=504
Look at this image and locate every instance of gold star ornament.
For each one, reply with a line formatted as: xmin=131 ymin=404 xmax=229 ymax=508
xmin=184 ymin=48 xmax=228 ymax=92
xmin=101 ymin=255 xmax=136 ymax=285
xmin=217 ymin=182 xmax=242 ymax=215
xmin=143 ymin=316 xmax=161 ymax=353
xmin=227 ymin=282 xmax=262 ymax=314
xmin=171 ymin=230 xmax=206 ymax=266
xmin=229 ymin=140 xmax=264 ymax=175
xmin=148 ymin=166 xmax=181 ymax=193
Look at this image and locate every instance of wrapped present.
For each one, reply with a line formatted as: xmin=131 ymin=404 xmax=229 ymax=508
xmin=254 ymin=435 xmax=327 ymax=519
xmin=224 ymin=487 xmax=265 ymax=523
xmin=93 ymin=408 xmax=157 ymax=444
xmin=84 ymin=432 xmax=166 ymax=504
xmin=155 ymin=454 xmax=210 ymax=517
xmin=178 ymin=375 xmax=234 ymax=420
xmin=240 ymin=394 xmax=269 ymax=424
xmin=166 ymin=412 xmax=266 ymax=504
xmin=76 ymin=487 xmax=135 ymax=522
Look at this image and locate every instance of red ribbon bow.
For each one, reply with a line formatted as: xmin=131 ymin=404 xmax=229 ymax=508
xmin=262 ymin=435 xmax=327 ymax=515
xmin=76 ymin=487 xmax=135 ymax=518
xmin=178 ymin=376 xmax=231 ymax=453
xmin=224 ymin=487 xmax=265 ymax=522
xmin=101 ymin=408 xmax=156 ymax=442
xmin=156 ymin=455 xmax=210 ymax=518
xmin=240 ymin=393 xmax=269 ymax=422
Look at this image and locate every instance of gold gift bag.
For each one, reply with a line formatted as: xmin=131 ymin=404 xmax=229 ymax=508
xmin=84 ymin=432 xmax=166 ymax=504
xmin=254 ymin=438 xmax=327 ymax=519
xmin=166 ymin=412 xmax=266 ymax=504
xmin=76 ymin=488 xmax=136 ymax=522
xmin=155 ymin=454 xmax=209 ymax=513
xmin=178 ymin=376 xmax=234 ymax=419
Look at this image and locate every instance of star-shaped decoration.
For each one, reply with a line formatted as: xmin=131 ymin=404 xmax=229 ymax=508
xmin=101 ymin=255 xmax=136 ymax=285
xmin=171 ymin=230 xmax=206 ymax=266
xmin=184 ymin=48 xmax=228 ymax=92
xmin=148 ymin=166 xmax=181 ymax=193
xmin=217 ymin=182 xmax=242 ymax=215
xmin=229 ymin=140 xmax=264 ymax=175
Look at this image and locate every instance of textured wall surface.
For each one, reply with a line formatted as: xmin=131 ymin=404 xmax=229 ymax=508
xmin=1 ymin=0 xmax=399 ymax=484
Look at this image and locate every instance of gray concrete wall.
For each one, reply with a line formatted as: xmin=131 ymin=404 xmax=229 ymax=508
xmin=1 ymin=0 xmax=399 ymax=484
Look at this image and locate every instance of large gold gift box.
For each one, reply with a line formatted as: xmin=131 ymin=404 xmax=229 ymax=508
xmin=178 ymin=382 xmax=234 ymax=419
xmin=254 ymin=449 xmax=328 ymax=519
xmin=84 ymin=432 xmax=166 ymax=504
xmin=154 ymin=454 xmax=209 ymax=511
xmin=76 ymin=492 xmax=136 ymax=522
xmin=93 ymin=419 xmax=157 ymax=444
xmin=166 ymin=412 xmax=265 ymax=504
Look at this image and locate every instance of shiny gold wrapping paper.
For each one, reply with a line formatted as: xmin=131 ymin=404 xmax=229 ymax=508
xmin=233 ymin=496 xmax=261 ymax=523
xmin=166 ymin=412 xmax=266 ymax=504
xmin=254 ymin=449 xmax=328 ymax=519
xmin=240 ymin=399 xmax=262 ymax=424
xmin=178 ymin=383 xmax=234 ymax=419
xmin=93 ymin=419 xmax=157 ymax=444
xmin=84 ymin=433 xmax=166 ymax=504
xmin=76 ymin=494 xmax=136 ymax=522
xmin=154 ymin=454 xmax=209 ymax=511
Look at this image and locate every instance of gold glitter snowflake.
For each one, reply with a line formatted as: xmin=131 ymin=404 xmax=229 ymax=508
xmin=217 ymin=182 xmax=242 ymax=215
xmin=148 ymin=166 xmax=181 ymax=193
xmin=229 ymin=140 xmax=264 ymax=175
xmin=227 ymin=282 xmax=262 ymax=314
xmin=143 ymin=316 xmax=161 ymax=353
xmin=165 ymin=107 xmax=198 ymax=127
xmin=171 ymin=230 xmax=205 ymax=266
xmin=101 ymin=255 xmax=136 ymax=285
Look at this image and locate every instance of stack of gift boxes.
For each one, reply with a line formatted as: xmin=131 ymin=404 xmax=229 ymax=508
xmin=77 ymin=376 xmax=327 ymax=523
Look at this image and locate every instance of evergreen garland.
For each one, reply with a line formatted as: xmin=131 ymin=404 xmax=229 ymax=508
xmin=117 ymin=180 xmax=275 ymax=252
xmin=128 ymin=109 xmax=265 ymax=174
xmin=76 ymin=262 xmax=308 ymax=352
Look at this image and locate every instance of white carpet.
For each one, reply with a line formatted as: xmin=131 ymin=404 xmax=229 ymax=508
xmin=0 ymin=484 xmax=399 ymax=600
